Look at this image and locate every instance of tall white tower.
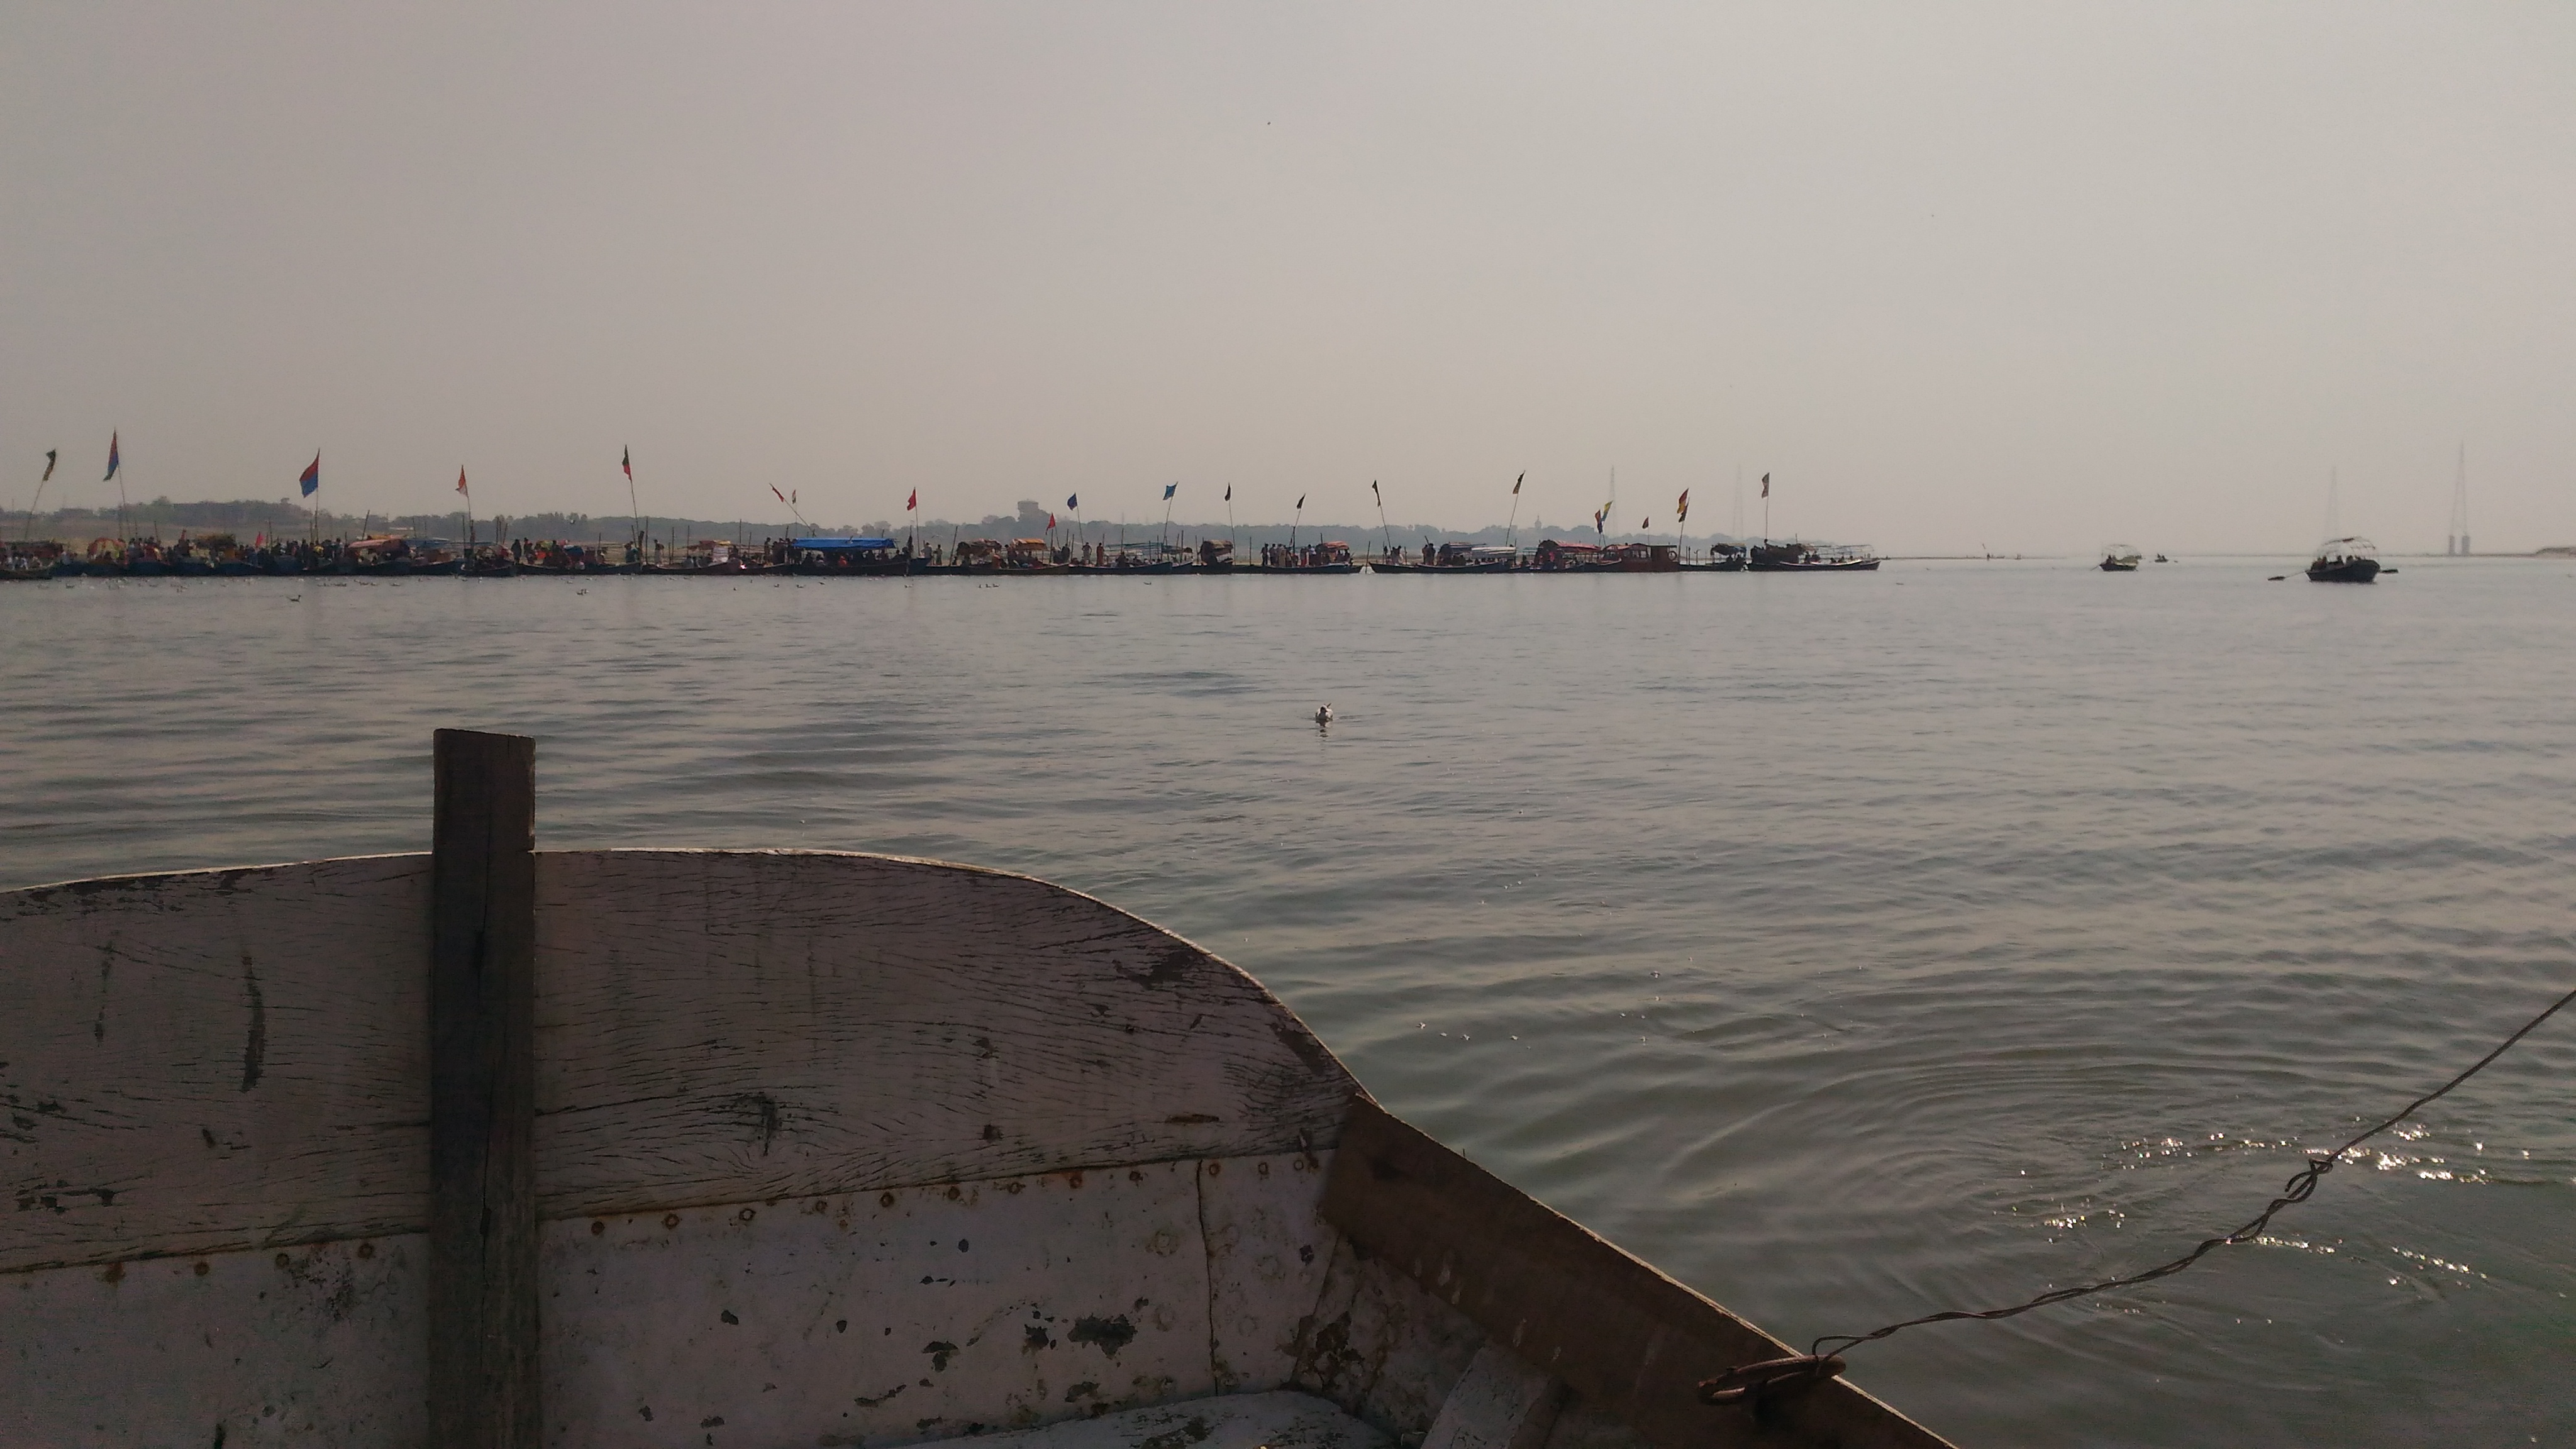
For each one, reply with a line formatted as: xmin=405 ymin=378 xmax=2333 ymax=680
xmin=2447 ymin=444 xmax=2470 ymax=556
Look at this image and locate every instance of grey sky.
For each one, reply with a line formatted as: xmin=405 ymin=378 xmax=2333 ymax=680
xmin=5 ymin=4 xmax=2570 ymax=552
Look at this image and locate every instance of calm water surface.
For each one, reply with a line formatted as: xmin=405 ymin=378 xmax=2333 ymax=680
xmin=7 ymin=558 xmax=2573 ymax=1446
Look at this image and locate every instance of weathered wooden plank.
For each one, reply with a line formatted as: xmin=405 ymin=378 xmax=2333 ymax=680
xmin=526 ymin=850 xmax=1357 ymax=1218
xmin=0 ymin=1234 xmax=428 ymax=1448
xmin=547 ymin=1162 xmax=1221 ymax=1448
xmin=1422 ymin=1344 xmax=1565 ymax=1449
xmin=1 ymin=854 xmax=435 ymax=1271
xmin=1319 ymin=1097 xmax=1950 ymax=1449
xmin=1 ymin=1151 xmax=1343 ymax=1449
xmin=2 ymin=850 xmax=1356 ymax=1270
xmin=429 ymin=728 xmax=541 ymax=1449
xmin=968 ymin=1391 xmax=1391 ymax=1449
xmin=1291 ymin=1227 xmax=1491 ymax=1438
xmin=1199 ymin=1150 xmax=1343 ymax=1394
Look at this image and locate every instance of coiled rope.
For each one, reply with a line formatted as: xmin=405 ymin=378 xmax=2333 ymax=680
xmin=1699 ymin=981 xmax=2576 ymax=1408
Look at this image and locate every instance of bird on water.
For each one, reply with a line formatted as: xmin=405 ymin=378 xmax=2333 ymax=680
xmin=1314 ymin=704 xmax=1334 ymax=730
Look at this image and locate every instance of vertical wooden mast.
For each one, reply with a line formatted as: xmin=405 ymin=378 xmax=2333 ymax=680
xmin=428 ymin=728 xmax=540 ymax=1449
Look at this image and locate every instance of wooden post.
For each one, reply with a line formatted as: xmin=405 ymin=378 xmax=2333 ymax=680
xmin=429 ymin=729 xmax=540 ymax=1448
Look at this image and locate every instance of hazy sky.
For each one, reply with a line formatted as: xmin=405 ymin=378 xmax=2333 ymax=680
xmin=5 ymin=4 xmax=2570 ymax=551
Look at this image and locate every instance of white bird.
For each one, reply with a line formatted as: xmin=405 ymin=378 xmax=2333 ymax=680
xmin=1314 ymin=704 xmax=1335 ymax=728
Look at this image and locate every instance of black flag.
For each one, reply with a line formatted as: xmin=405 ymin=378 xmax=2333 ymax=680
xmin=1760 ymin=472 xmax=1770 ymax=498
xmin=42 ymin=449 xmax=57 ymax=482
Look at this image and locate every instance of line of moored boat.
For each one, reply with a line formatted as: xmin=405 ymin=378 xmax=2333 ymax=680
xmin=4 ymin=531 xmax=1887 ymax=579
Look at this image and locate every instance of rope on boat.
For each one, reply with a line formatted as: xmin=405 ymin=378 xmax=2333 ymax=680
xmin=1699 ymin=980 xmax=2576 ymax=1408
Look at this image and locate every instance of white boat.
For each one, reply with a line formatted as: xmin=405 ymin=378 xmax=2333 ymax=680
xmin=2306 ymin=536 xmax=2381 ymax=583
xmin=0 ymin=732 xmax=1950 ymax=1448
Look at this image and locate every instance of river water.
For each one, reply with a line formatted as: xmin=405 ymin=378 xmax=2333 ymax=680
xmin=6 ymin=558 xmax=2572 ymax=1446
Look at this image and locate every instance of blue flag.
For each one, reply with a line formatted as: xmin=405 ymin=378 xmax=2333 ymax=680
xmin=1163 ymin=483 xmax=1177 ymax=500
xmin=103 ymin=431 xmax=119 ymax=482
xmin=299 ymin=452 xmax=320 ymax=497
xmin=1066 ymin=493 xmax=1079 ymax=510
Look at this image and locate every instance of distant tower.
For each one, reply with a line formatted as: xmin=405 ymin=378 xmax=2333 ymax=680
xmin=2448 ymin=443 xmax=2470 ymax=556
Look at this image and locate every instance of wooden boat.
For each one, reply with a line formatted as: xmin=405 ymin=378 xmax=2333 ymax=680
xmin=2097 ymin=545 xmax=2141 ymax=572
xmin=1 ymin=731 xmax=1949 ymax=1449
xmin=1375 ymin=544 xmax=1519 ymax=573
xmin=1528 ymin=540 xmax=1614 ymax=572
xmin=1748 ymin=544 xmax=1880 ymax=572
xmin=788 ymin=536 xmax=918 ymax=576
xmin=2306 ymin=536 xmax=2381 ymax=583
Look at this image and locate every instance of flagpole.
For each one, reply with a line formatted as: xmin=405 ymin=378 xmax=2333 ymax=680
xmin=1504 ymin=472 xmax=1523 ymax=549
xmin=112 ymin=433 xmax=128 ymax=545
xmin=25 ymin=452 xmax=57 ymax=542
xmin=625 ymin=448 xmax=641 ymax=559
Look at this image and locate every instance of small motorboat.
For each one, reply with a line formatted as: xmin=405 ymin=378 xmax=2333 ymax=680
xmin=2098 ymin=545 xmax=2141 ymax=572
xmin=2306 ymin=536 xmax=2382 ymax=583
xmin=1 ymin=731 xmax=1952 ymax=1449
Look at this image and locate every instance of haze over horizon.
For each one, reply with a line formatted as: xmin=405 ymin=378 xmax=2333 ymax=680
xmin=5 ymin=4 xmax=2570 ymax=554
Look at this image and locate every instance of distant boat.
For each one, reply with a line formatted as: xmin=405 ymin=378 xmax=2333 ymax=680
xmin=2307 ymin=536 xmax=2382 ymax=583
xmin=1749 ymin=542 xmax=1880 ymax=572
xmin=2099 ymin=545 xmax=2142 ymax=572
xmin=2153 ymin=553 xmax=2170 ymax=563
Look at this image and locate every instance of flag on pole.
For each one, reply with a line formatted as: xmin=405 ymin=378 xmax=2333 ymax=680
xmin=456 ymin=467 xmax=469 ymax=496
xmin=1163 ymin=483 xmax=1177 ymax=500
xmin=1513 ymin=472 xmax=1523 ymax=495
xmin=772 ymin=486 xmax=788 ymax=504
xmin=906 ymin=490 xmax=918 ymax=511
xmin=43 ymin=449 xmax=58 ymax=482
xmin=621 ymin=447 xmax=632 ymax=480
xmin=1295 ymin=494 xmax=1306 ymax=509
xmin=1675 ymin=489 xmax=1688 ymax=523
xmin=1066 ymin=493 xmax=1079 ymax=510
xmin=1760 ymin=472 xmax=1770 ymax=498
xmin=103 ymin=433 xmax=119 ymax=482
xmin=300 ymin=452 xmax=320 ymax=497
xmin=1223 ymin=485 xmax=1231 ymax=502
xmin=1046 ymin=513 xmax=1056 ymax=531
xmin=1370 ymin=480 xmax=1379 ymax=496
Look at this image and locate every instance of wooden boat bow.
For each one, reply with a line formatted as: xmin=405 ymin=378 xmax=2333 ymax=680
xmin=0 ymin=736 xmax=1953 ymax=1449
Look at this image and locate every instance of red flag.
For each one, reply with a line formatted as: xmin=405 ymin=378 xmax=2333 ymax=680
xmin=906 ymin=490 xmax=918 ymax=511
xmin=622 ymin=447 xmax=632 ymax=479
xmin=772 ymin=486 xmax=788 ymax=504
xmin=1676 ymin=489 xmax=1689 ymax=523
xmin=1046 ymin=513 xmax=1056 ymax=530
xmin=456 ymin=467 xmax=469 ymax=496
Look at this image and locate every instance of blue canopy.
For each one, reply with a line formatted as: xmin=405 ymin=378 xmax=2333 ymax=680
xmin=791 ymin=537 xmax=896 ymax=551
